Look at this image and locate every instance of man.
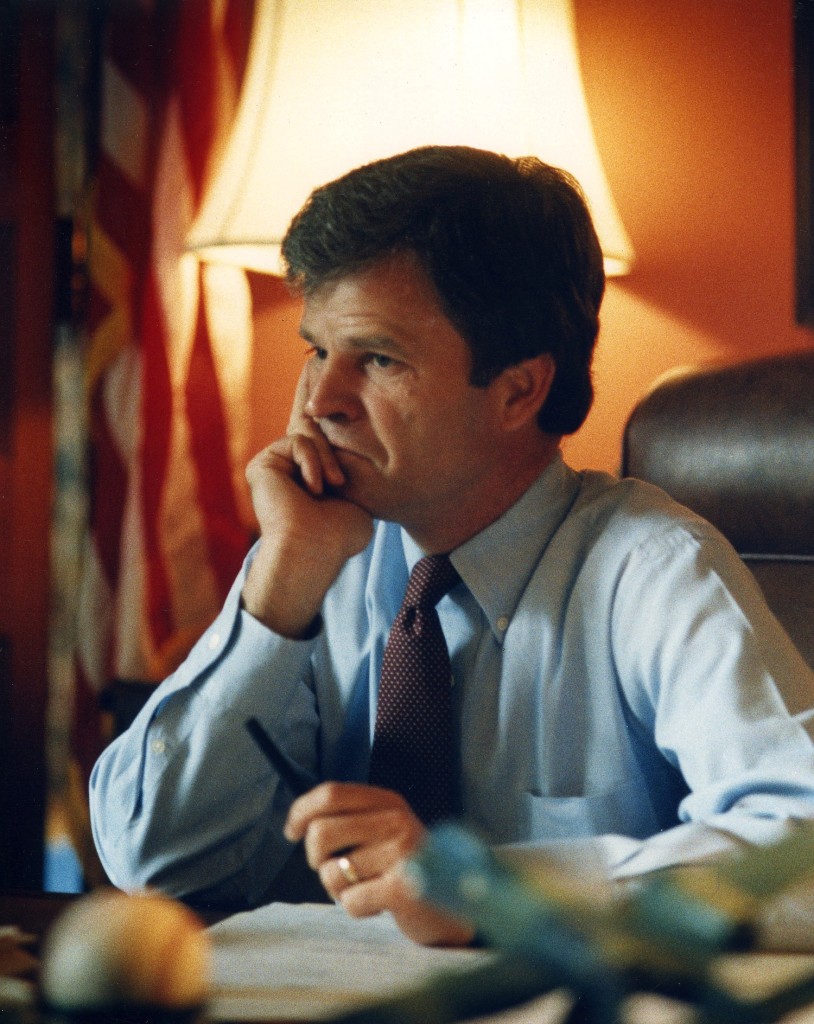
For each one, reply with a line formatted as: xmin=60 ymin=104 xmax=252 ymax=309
xmin=91 ymin=146 xmax=814 ymax=946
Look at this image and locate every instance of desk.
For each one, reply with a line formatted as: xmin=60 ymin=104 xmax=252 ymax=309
xmin=1 ymin=892 xmax=76 ymax=943
xmin=6 ymin=891 xmax=814 ymax=1024
xmin=0 ymin=892 xmax=491 ymax=1023
xmin=0 ymin=891 xmax=229 ymax=937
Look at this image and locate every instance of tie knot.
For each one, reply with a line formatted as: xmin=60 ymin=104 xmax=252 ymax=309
xmin=404 ymin=555 xmax=460 ymax=610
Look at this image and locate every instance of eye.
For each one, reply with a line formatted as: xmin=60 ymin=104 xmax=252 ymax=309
xmin=369 ymin=353 xmax=396 ymax=369
xmin=306 ymin=345 xmax=328 ymax=361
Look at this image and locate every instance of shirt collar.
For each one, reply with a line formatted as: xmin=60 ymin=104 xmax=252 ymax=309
xmin=401 ymin=453 xmax=582 ymax=642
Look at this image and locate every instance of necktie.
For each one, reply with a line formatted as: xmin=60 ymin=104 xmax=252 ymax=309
xmin=368 ymin=554 xmax=460 ymax=824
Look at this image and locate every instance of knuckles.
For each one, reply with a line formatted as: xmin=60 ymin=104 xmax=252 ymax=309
xmin=309 ymin=780 xmax=350 ymax=807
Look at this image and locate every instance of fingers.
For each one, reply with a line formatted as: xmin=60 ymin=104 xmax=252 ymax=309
xmin=285 ymin=781 xmax=476 ymax=946
xmin=286 ymin=433 xmax=345 ymax=495
xmin=323 ymin=848 xmax=371 ymax=897
xmin=328 ymin=854 xmax=401 ymax=910
xmin=246 ymin=432 xmax=343 ymax=506
xmin=284 ymin=782 xmax=419 ymax=848
xmin=283 ymin=364 xmax=345 ymax=494
xmin=318 ymin=835 xmax=414 ymax=911
xmin=325 ymin=850 xmax=477 ymax=947
xmin=284 ymin=782 xmax=425 ymax=896
xmin=318 ymin=830 xmax=410 ymax=891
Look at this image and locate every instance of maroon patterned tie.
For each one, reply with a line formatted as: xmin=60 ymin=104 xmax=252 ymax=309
xmin=368 ymin=554 xmax=460 ymax=824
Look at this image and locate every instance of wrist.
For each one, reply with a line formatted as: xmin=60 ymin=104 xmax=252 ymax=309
xmin=241 ymin=537 xmax=342 ymax=638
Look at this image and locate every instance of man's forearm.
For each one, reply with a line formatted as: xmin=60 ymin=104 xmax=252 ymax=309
xmin=90 ymin=559 xmax=322 ymax=903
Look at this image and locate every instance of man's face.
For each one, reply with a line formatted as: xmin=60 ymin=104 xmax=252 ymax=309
xmin=298 ymin=252 xmax=513 ymax=548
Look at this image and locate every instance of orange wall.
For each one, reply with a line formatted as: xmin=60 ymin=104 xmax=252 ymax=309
xmin=248 ymin=0 xmax=814 ymax=475
xmin=566 ymin=0 xmax=813 ymax=472
xmin=248 ymin=274 xmax=303 ymax=449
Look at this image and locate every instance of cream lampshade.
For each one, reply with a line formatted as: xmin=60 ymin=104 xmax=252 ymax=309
xmin=187 ymin=0 xmax=634 ymax=276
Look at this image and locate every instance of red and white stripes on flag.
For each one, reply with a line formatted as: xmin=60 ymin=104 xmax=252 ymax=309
xmin=74 ymin=0 xmax=255 ymax=788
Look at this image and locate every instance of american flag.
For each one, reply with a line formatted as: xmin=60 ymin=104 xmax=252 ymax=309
xmin=71 ymin=0 xmax=255 ymax=870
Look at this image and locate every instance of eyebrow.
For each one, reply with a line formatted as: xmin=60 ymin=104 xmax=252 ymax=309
xmin=300 ymin=328 xmax=409 ymax=360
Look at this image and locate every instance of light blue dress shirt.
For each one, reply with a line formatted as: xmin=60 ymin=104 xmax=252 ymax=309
xmin=90 ymin=456 xmax=814 ymax=906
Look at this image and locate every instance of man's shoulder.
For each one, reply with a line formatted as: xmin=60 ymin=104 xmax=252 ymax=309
xmin=517 ymin=469 xmax=748 ymax=623
xmin=573 ymin=467 xmax=699 ymax=520
xmin=566 ymin=469 xmax=726 ymax=559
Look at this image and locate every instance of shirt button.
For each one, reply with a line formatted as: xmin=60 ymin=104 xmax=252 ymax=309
xmin=150 ymin=738 xmax=166 ymax=755
xmin=496 ymin=615 xmax=510 ymax=632
xmin=207 ymin=631 xmax=222 ymax=650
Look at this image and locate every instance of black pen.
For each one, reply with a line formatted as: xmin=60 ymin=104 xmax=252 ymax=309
xmin=245 ymin=716 xmax=315 ymax=797
xmin=247 ymin=717 xmax=359 ymax=865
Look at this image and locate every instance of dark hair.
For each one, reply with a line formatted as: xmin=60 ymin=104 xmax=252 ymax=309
xmin=281 ymin=145 xmax=605 ymax=435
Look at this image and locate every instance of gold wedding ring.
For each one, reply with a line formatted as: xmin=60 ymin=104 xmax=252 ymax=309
xmin=337 ymin=854 xmax=360 ymax=886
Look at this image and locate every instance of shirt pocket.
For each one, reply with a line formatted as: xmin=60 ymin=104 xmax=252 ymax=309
xmin=522 ymin=781 xmax=651 ymax=841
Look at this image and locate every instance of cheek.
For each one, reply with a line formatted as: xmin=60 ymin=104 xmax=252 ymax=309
xmin=365 ymin=390 xmax=420 ymax=444
xmin=366 ymin=382 xmax=481 ymax=464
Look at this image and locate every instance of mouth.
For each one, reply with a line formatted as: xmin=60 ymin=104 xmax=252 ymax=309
xmin=323 ymin=446 xmax=372 ymax=501
xmin=318 ymin=428 xmax=379 ymax=472
xmin=335 ymin=447 xmax=365 ymax=463
xmin=326 ymin=440 xmax=368 ymax=464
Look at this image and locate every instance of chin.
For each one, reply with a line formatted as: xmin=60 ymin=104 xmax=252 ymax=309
xmin=340 ymin=483 xmax=380 ymax=515
xmin=333 ymin=461 xmax=381 ymax=506
xmin=337 ymin=480 xmax=393 ymax=522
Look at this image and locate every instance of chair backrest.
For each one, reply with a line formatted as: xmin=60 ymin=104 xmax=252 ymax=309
xmin=622 ymin=351 xmax=814 ymax=667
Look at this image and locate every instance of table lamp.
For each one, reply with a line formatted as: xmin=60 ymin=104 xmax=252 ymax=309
xmin=187 ymin=0 xmax=634 ymax=278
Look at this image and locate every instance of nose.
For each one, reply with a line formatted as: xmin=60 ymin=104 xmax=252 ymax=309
xmin=304 ymin=354 xmax=361 ymax=423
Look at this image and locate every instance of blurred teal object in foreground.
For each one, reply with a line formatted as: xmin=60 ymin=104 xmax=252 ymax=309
xmin=408 ymin=823 xmax=747 ymax=963
xmin=397 ymin=821 xmax=814 ymax=1024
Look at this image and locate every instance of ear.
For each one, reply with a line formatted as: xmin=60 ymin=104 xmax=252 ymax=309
xmin=493 ymin=353 xmax=556 ymax=431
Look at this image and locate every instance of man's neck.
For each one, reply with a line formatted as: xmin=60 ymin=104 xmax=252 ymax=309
xmin=406 ymin=434 xmax=562 ymax=554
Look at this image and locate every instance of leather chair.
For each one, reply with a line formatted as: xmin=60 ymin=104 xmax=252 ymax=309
xmin=622 ymin=350 xmax=814 ymax=668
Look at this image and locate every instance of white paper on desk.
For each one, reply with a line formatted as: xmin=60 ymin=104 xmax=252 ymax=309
xmin=207 ymin=902 xmax=492 ymax=1021
xmin=207 ymin=902 xmax=814 ymax=1024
